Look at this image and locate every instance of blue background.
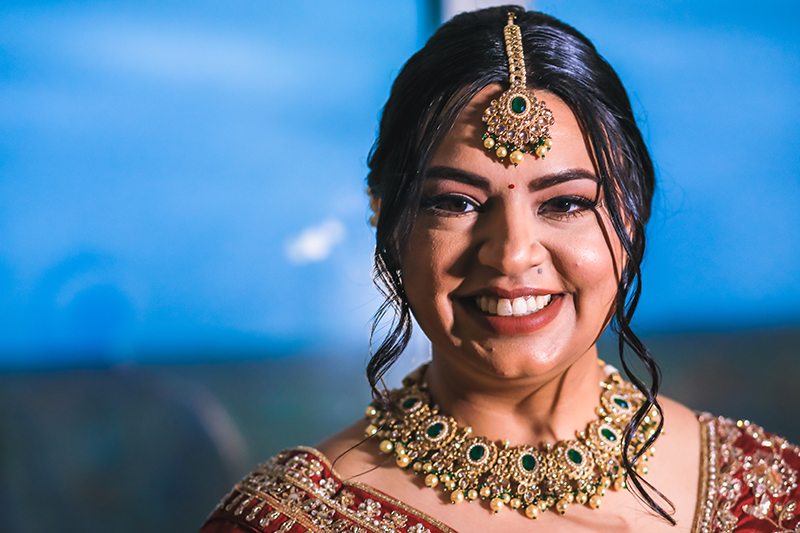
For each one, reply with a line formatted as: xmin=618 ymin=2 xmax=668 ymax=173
xmin=1 ymin=0 xmax=798 ymax=370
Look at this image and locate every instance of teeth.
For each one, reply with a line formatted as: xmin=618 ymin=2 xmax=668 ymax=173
xmin=474 ymin=294 xmax=553 ymax=317
xmin=497 ymin=299 xmax=513 ymax=316
xmin=511 ymin=297 xmax=527 ymax=315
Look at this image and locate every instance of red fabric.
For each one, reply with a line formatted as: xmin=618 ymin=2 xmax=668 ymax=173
xmin=200 ymin=417 xmax=800 ymax=533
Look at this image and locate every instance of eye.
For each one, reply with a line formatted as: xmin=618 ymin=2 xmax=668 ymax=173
xmin=540 ymin=195 xmax=597 ymax=218
xmin=420 ymin=194 xmax=480 ymax=215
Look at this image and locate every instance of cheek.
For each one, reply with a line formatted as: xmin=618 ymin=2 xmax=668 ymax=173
xmin=560 ymin=226 xmax=621 ymax=303
xmin=402 ymin=224 xmax=471 ymax=332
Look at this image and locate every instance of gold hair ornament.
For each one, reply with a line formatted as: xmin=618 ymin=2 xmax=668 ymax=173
xmin=364 ymin=363 xmax=660 ymax=518
xmin=481 ymin=13 xmax=554 ymax=166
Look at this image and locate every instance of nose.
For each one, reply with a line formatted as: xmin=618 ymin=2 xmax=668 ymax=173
xmin=477 ymin=201 xmax=546 ymax=276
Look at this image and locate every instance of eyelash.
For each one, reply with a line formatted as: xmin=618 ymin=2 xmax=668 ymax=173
xmin=419 ymin=194 xmax=598 ymax=218
xmin=419 ymin=194 xmax=479 ymax=216
xmin=543 ymin=195 xmax=598 ymax=218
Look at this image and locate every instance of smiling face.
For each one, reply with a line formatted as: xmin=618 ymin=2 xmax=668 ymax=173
xmin=401 ymin=86 xmax=624 ymax=380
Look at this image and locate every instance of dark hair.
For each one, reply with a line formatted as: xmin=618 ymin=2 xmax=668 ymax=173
xmin=365 ymin=6 xmax=671 ymax=523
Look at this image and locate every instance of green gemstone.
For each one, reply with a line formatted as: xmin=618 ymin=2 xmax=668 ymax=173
xmin=614 ymin=398 xmax=630 ymax=409
xmin=427 ymin=422 xmax=444 ymax=438
xmin=568 ymin=449 xmax=583 ymax=465
xmin=521 ymin=454 xmax=536 ymax=472
xmin=511 ymin=96 xmax=526 ymax=114
xmin=601 ymin=428 xmax=617 ymax=442
xmin=402 ymin=397 xmax=418 ymax=409
xmin=469 ymin=445 xmax=486 ymax=462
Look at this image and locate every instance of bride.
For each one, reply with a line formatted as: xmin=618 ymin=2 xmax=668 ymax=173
xmin=201 ymin=7 xmax=800 ymax=533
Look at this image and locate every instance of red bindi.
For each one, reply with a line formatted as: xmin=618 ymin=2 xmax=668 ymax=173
xmin=508 ymin=184 xmax=515 ymax=189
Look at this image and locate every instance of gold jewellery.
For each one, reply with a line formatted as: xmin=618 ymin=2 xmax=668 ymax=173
xmin=364 ymin=365 xmax=661 ymax=518
xmin=481 ymin=13 xmax=554 ymax=166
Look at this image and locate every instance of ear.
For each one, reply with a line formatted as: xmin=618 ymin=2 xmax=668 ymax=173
xmin=367 ymin=187 xmax=381 ymax=227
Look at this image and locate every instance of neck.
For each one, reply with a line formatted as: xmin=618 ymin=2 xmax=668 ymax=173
xmin=424 ymin=348 xmax=606 ymax=445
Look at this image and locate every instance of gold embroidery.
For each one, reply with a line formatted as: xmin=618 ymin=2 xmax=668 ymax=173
xmin=693 ymin=416 xmax=800 ymax=533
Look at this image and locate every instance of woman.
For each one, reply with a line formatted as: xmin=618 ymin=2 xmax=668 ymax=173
xmin=201 ymin=7 xmax=800 ymax=533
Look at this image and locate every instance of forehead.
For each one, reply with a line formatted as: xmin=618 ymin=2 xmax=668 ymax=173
xmin=430 ymin=85 xmax=594 ymax=179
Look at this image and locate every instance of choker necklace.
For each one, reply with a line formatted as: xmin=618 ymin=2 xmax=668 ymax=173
xmin=364 ymin=364 xmax=661 ymax=519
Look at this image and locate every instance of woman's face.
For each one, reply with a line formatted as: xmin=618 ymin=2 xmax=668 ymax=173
xmin=402 ymin=86 xmax=623 ymax=379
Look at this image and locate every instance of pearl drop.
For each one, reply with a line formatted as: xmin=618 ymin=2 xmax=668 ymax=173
xmin=589 ymin=495 xmax=602 ymax=509
xmin=379 ymin=440 xmax=394 ymax=453
xmin=509 ymin=150 xmax=524 ymax=165
xmin=525 ymin=505 xmax=539 ymax=519
xmin=425 ymin=474 xmax=439 ymax=488
xmin=483 ymin=137 xmax=496 ymax=149
xmin=490 ymin=497 xmax=505 ymax=512
xmin=495 ymin=146 xmax=508 ymax=158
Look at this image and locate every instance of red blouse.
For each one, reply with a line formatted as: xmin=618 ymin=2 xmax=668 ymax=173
xmin=201 ymin=415 xmax=800 ymax=533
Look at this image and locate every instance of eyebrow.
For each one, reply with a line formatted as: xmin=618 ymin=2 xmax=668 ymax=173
xmin=425 ymin=165 xmax=600 ymax=192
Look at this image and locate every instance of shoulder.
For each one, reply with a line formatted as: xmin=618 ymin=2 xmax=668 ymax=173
xmin=695 ymin=414 xmax=800 ymax=533
xmin=200 ymin=442 xmax=451 ymax=533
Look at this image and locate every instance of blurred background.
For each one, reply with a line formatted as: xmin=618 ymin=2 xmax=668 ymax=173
xmin=1 ymin=0 xmax=798 ymax=531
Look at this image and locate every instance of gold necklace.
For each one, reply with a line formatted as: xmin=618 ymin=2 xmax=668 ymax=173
xmin=364 ymin=364 xmax=661 ymax=519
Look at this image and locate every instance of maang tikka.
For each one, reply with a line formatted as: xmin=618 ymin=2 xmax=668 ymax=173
xmin=482 ymin=13 xmax=554 ymax=166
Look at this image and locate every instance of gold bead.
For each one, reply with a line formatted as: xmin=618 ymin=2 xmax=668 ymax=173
xmin=509 ymin=150 xmax=524 ymax=165
xmin=378 ymin=440 xmax=394 ymax=454
xmin=535 ymin=145 xmax=547 ymax=157
xmin=395 ymin=444 xmax=405 ymax=455
xmin=483 ymin=137 xmax=496 ymax=149
xmin=450 ymin=491 xmax=465 ymax=504
xmin=425 ymin=474 xmax=439 ymax=488
xmin=545 ymin=138 xmax=554 ymax=148
xmin=556 ymin=499 xmax=570 ymax=515
xmin=412 ymin=462 xmax=423 ymax=472
xmin=502 ymin=493 xmax=511 ymax=504
xmin=510 ymin=498 xmax=522 ymax=509
xmin=589 ymin=495 xmax=602 ymax=509
xmin=596 ymin=487 xmax=606 ymax=497
xmin=422 ymin=463 xmax=433 ymax=473
xmin=614 ymin=477 xmax=627 ymax=491
xmin=576 ymin=492 xmax=588 ymax=504
xmin=396 ymin=455 xmax=410 ymax=468
xmin=365 ymin=425 xmax=378 ymax=436
xmin=445 ymin=480 xmax=456 ymax=491
xmin=600 ymin=476 xmax=611 ymax=488
xmin=479 ymin=486 xmax=491 ymax=498
xmin=365 ymin=406 xmax=377 ymax=417
xmin=441 ymin=474 xmax=451 ymax=483
xmin=495 ymin=146 xmax=508 ymax=159
xmin=565 ymin=492 xmax=575 ymax=503
xmin=490 ymin=497 xmax=505 ymax=513
xmin=539 ymin=500 xmax=550 ymax=511
xmin=467 ymin=489 xmax=479 ymax=501
xmin=525 ymin=505 xmax=540 ymax=519
xmin=636 ymin=463 xmax=649 ymax=475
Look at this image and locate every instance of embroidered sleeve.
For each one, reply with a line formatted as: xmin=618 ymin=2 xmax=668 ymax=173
xmin=696 ymin=416 xmax=800 ymax=533
xmin=200 ymin=447 xmax=450 ymax=533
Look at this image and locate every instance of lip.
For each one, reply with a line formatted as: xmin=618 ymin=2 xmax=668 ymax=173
xmin=458 ymin=293 xmax=565 ymax=336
